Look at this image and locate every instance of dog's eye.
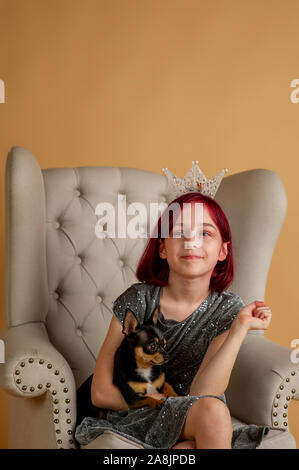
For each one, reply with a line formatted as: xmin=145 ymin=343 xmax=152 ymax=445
xmin=147 ymin=342 xmax=157 ymax=352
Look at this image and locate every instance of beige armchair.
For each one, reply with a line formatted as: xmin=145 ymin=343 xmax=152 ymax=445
xmin=0 ymin=146 xmax=298 ymax=449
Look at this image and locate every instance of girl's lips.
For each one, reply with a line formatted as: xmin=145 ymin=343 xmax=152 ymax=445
xmin=181 ymin=255 xmax=203 ymax=259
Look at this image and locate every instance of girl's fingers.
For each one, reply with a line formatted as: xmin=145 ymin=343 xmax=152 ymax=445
xmin=253 ymin=307 xmax=271 ymax=313
xmin=253 ymin=309 xmax=272 ymax=321
xmin=262 ymin=312 xmax=272 ymax=321
xmin=258 ymin=310 xmax=271 ymax=316
xmin=253 ymin=307 xmax=271 ymax=318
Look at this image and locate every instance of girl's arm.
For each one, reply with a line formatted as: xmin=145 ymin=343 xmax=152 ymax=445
xmin=189 ymin=301 xmax=272 ymax=397
xmin=91 ymin=316 xmax=129 ymax=411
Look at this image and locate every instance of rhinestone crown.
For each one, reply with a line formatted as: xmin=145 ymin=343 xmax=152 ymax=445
xmin=162 ymin=161 xmax=228 ymax=200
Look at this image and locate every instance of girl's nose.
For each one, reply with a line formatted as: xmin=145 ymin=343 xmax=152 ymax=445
xmin=184 ymin=234 xmax=203 ymax=249
xmin=184 ymin=228 xmax=196 ymax=239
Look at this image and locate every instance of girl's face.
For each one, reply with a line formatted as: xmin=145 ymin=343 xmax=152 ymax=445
xmin=158 ymin=203 xmax=228 ymax=280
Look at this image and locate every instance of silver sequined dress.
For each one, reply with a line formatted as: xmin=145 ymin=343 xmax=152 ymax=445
xmin=75 ymin=282 xmax=270 ymax=449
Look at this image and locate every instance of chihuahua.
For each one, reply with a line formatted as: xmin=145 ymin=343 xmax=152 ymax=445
xmin=112 ymin=306 xmax=178 ymax=411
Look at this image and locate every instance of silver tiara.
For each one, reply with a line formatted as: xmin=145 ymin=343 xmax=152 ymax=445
xmin=162 ymin=161 xmax=228 ymax=199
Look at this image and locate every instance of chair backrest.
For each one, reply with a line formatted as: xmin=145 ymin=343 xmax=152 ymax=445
xmin=4 ymin=146 xmax=287 ymax=388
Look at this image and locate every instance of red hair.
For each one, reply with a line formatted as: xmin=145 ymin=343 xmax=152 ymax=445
xmin=136 ymin=192 xmax=234 ymax=293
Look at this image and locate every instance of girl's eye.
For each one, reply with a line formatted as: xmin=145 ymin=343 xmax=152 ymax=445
xmin=172 ymin=231 xmax=211 ymax=237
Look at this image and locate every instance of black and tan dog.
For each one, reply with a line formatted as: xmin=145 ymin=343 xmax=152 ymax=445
xmin=76 ymin=307 xmax=178 ymax=425
xmin=112 ymin=306 xmax=178 ymax=411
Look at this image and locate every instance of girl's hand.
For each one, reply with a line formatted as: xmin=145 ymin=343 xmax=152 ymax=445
xmin=231 ymin=301 xmax=272 ymax=333
xmin=148 ymin=392 xmax=167 ymax=400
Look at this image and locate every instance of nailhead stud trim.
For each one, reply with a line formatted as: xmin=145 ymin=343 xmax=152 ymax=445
xmin=13 ymin=357 xmax=76 ymax=449
xmin=271 ymin=371 xmax=298 ymax=429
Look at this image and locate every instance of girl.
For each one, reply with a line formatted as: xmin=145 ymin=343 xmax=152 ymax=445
xmin=75 ymin=192 xmax=271 ymax=449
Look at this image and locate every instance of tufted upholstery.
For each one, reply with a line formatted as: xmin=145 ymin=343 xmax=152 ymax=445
xmin=42 ymin=164 xmax=168 ymax=388
xmin=0 ymin=146 xmax=298 ymax=449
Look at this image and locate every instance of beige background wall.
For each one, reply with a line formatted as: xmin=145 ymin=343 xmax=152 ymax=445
xmin=0 ymin=0 xmax=299 ymax=448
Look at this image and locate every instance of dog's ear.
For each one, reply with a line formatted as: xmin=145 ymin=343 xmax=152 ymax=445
xmin=122 ymin=309 xmax=140 ymax=336
xmin=148 ymin=307 xmax=159 ymax=326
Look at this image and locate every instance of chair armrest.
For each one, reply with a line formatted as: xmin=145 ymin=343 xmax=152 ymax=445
xmin=225 ymin=332 xmax=298 ymax=430
xmin=0 ymin=322 xmax=77 ymax=448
